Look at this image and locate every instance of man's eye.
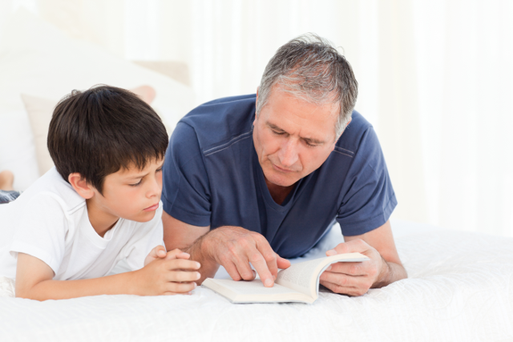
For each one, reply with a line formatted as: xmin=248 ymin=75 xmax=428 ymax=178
xmin=273 ymin=130 xmax=285 ymax=135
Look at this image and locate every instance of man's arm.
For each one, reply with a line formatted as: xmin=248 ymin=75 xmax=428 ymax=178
xmin=15 ymin=250 xmax=200 ymax=301
xmin=319 ymin=220 xmax=407 ymax=296
xmin=163 ymin=211 xmax=290 ymax=286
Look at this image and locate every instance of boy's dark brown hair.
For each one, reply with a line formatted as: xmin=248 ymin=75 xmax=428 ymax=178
xmin=48 ymin=85 xmax=168 ymax=194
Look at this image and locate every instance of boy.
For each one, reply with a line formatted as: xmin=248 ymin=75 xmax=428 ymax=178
xmin=0 ymin=85 xmax=200 ymax=300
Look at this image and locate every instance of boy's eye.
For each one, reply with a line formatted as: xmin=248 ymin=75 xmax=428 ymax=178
xmin=156 ymin=167 xmax=163 ymax=173
xmin=130 ymin=179 xmax=142 ymax=187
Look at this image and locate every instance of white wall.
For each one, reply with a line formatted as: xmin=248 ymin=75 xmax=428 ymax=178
xmin=1 ymin=0 xmax=512 ymax=237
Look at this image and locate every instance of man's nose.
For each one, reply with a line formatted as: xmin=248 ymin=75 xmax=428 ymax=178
xmin=278 ymin=139 xmax=299 ymax=167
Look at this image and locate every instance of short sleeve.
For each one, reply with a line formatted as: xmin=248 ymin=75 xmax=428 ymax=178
xmin=10 ymin=194 xmax=68 ymax=275
xmin=336 ymin=126 xmax=397 ymax=236
xmin=161 ymin=122 xmax=211 ymax=226
xmin=122 ymin=205 xmax=165 ymax=271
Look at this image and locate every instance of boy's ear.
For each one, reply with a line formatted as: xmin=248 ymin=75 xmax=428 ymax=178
xmin=68 ymin=173 xmax=94 ymax=199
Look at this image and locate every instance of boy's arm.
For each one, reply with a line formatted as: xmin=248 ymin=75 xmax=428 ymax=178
xmin=15 ymin=252 xmax=201 ymax=301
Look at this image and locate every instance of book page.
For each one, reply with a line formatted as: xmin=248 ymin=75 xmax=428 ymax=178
xmin=276 ymin=253 xmax=368 ymax=298
xmin=202 ymin=278 xmax=313 ymax=303
xmin=207 ymin=278 xmax=301 ymax=295
xmin=275 ymin=258 xmax=327 ymax=297
xmin=203 ymin=253 xmax=368 ymax=304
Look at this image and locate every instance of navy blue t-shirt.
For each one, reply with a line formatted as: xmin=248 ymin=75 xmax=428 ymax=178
xmin=162 ymin=94 xmax=397 ymax=258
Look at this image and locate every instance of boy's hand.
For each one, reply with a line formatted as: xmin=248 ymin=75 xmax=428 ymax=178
xmin=144 ymin=245 xmax=167 ymax=266
xmin=135 ymin=248 xmax=201 ymax=295
xmin=144 ymin=246 xmax=192 ymax=266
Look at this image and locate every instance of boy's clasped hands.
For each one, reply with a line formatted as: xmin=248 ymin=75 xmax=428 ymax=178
xmin=140 ymin=247 xmax=201 ymax=296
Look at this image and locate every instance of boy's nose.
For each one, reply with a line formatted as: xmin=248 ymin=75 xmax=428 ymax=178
xmin=147 ymin=177 xmax=162 ymax=198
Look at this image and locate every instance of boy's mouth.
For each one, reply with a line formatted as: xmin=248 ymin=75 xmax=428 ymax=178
xmin=143 ymin=203 xmax=159 ymax=211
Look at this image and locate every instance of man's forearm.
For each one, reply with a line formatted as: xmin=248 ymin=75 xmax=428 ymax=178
xmin=372 ymin=258 xmax=407 ymax=288
xmin=185 ymin=233 xmax=220 ymax=284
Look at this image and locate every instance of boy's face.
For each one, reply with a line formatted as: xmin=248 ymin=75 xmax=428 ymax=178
xmin=86 ymin=158 xmax=164 ymax=232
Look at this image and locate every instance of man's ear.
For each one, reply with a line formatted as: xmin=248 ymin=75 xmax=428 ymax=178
xmin=68 ymin=173 xmax=95 ymax=199
xmin=254 ymin=87 xmax=260 ymax=126
xmin=335 ymin=118 xmax=353 ymax=141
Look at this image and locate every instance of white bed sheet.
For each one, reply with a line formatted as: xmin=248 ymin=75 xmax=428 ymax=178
xmin=1 ymin=220 xmax=512 ymax=341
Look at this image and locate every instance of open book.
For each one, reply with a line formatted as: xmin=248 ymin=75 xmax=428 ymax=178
xmin=202 ymin=252 xmax=369 ymax=304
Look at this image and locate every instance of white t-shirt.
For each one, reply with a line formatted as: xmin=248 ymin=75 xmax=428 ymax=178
xmin=0 ymin=168 xmax=164 ymax=280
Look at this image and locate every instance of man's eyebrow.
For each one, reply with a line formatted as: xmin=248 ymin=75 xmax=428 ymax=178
xmin=267 ymin=122 xmax=286 ymax=132
xmin=268 ymin=122 xmax=326 ymax=145
xmin=303 ymin=137 xmax=325 ymax=145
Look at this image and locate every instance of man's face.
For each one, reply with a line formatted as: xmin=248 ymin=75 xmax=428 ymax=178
xmin=87 ymin=158 xmax=164 ymax=227
xmin=253 ymin=86 xmax=339 ymax=188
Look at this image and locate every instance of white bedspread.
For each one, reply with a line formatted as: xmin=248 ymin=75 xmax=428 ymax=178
xmin=1 ymin=220 xmax=512 ymax=341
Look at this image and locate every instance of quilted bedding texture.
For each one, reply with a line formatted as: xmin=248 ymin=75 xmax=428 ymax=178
xmin=1 ymin=221 xmax=512 ymax=342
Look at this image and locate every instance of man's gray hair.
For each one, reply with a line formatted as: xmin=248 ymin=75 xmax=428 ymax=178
xmin=256 ymin=33 xmax=358 ymax=138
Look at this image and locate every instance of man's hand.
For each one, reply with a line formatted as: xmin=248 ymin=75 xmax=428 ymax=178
xmin=199 ymin=226 xmax=291 ymax=287
xmin=134 ymin=248 xmax=201 ymax=295
xmin=319 ymin=239 xmax=385 ymax=296
xmin=319 ymin=221 xmax=407 ymax=296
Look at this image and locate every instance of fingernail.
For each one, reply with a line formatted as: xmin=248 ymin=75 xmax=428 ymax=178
xmin=326 ymin=265 xmax=332 ymax=271
xmin=195 ymin=262 xmax=201 ymax=269
xmin=195 ymin=272 xmax=201 ymax=280
xmin=264 ymin=279 xmax=273 ymax=287
xmin=326 ymin=249 xmax=336 ymax=256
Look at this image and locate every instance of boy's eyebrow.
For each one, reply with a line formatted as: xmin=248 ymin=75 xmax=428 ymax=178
xmin=125 ymin=160 xmax=165 ymax=179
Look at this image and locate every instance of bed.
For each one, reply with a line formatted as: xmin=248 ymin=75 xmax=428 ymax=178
xmin=1 ymin=220 xmax=513 ymax=341
xmin=2 ymin=10 xmax=513 ymax=342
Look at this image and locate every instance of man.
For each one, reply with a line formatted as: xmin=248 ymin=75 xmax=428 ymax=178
xmin=162 ymin=34 xmax=407 ymax=296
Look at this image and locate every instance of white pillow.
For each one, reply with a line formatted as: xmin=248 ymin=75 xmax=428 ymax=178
xmin=0 ymin=9 xmax=195 ymax=189
xmin=20 ymin=94 xmax=57 ymax=176
xmin=0 ymin=109 xmax=39 ymax=191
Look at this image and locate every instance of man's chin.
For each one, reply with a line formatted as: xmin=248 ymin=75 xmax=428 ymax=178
xmin=265 ymin=172 xmax=299 ymax=188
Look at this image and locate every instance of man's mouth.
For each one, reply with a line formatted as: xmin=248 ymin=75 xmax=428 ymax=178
xmin=272 ymin=163 xmax=296 ymax=173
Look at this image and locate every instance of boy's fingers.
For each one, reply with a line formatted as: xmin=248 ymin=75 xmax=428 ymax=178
xmin=166 ymin=259 xmax=201 ymax=270
xmin=164 ymin=282 xmax=197 ymax=294
xmin=165 ymin=249 xmax=190 ymax=260
xmin=175 ymin=252 xmax=191 ymax=260
xmin=168 ymin=271 xmax=201 ymax=283
xmin=147 ymin=246 xmax=167 ymax=261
